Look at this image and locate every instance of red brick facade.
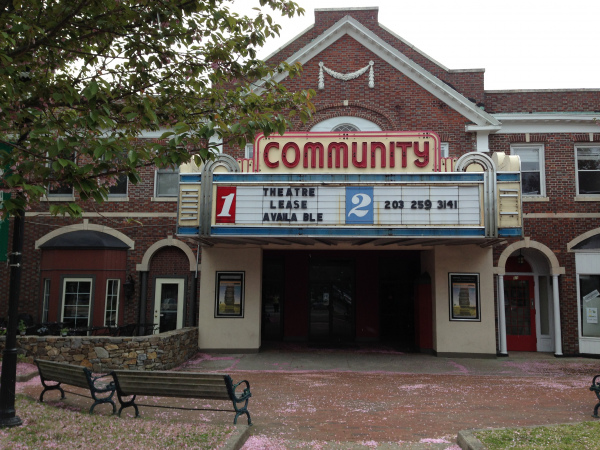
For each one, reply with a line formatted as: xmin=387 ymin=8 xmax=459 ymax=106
xmin=2 ymin=7 xmax=599 ymax=355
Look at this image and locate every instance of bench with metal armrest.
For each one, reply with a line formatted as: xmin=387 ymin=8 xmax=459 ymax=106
xmin=34 ymin=359 xmax=116 ymax=414
xmin=110 ymin=369 xmax=252 ymax=424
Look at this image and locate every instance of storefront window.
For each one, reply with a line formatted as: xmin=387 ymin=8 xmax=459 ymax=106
xmin=580 ymin=274 xmax=600 ymax=337
xmin=61 ymin=278 xmax=92 ymax=329
xmin=104 ymin=279 xmax=120 ymax=326
xmin=42 ymin=279 xmax=50 ymax=323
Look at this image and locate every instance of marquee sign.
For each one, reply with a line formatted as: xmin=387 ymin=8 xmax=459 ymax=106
xmin=213 ymin=184 xmax=482 ymax=228
xmin=176 ymin=135 xmax=523 ymax=240
xmin=252 ymin=131 xmax=453 ymax=173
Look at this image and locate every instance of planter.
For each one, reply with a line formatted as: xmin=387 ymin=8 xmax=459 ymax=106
xmin=19 ymin=332 xmax=25 ymax=336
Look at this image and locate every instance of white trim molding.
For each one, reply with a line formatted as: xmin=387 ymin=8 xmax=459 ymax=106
xmin=136 ymin=235 xmax=199 ymax=272
xmin=256 ymin=15 xmax=499 ymax=128
xmin=567 ymin=227 xmax=600 ymax=252
xmin=495 ymin=237 xmax=564 ymax=276
xmin=318 ymin=61 xmax=374 ymax=89
xmin=491 ymin=113 xmax=600 ymax=134
xmin=34 ymin=220 xmax=135 ymax=250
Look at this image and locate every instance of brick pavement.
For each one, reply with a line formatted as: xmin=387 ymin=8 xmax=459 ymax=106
xmin=14 ymin=347 xmax=600 ymax=448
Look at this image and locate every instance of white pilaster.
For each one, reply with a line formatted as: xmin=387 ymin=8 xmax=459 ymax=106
xmin=552 ymin=274 xmax=563 ymax=356
xmin=498 ymin=274 xmax=508 ymax=355
xmin=476 ymin=131 xmax=490 ymax=153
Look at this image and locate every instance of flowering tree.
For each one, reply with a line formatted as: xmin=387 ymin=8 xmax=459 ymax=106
xmin=0 ymin=0 xmax=314 ymax=217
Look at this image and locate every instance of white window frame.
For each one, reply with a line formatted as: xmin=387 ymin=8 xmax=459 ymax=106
xmin=98 ymin=154 xmax=128 ymax=198
xmin=245 ymin=144 xmax=254 ymax=159
xmin=154 ymin=167 xmax=179 ymax=198
xmin=440 ymin=143 xmax=449 ymax=158
xmin=309 ymin=116 xmax=381 ymax=132
xmin=60 ymin=277 xmax=93 ymax=329
xmin=46 ymin=152 xmax=75 ymax=198
xmin=511 ymin=144 xmax=546 ymax=198
xmin=331 ymin=123 xmax=360 ymax=132
xmin=575 ymin=145 xmax=600 ymax=197
xmin=107 ymin=172 xmax=128 ymax=197
xmin=104 ymin=279 xmax=120 ymax=327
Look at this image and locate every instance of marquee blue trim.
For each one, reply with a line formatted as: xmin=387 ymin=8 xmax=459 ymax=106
xmin=496 ymin=173 xmax=520 ymax=182
xmin=210 ymin=226 xmax=486 ymax=238
xmin=180 ymin=174 xmax=201 ymax=183
xmin=213 ymin=173 xmax=484 ymax=183
xmin=177 ymin=227 xmax=200 ymax=235
xmin=498 ymin=228 xmax=522 ymax=237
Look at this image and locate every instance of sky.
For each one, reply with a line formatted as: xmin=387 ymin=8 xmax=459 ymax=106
xmin=235 ymin=0 xmax=600 ymax=91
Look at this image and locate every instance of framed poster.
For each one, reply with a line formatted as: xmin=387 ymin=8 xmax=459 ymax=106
xmin=215 ymin=271 xmax=245 ymax=318
xmin=449 ymin=273 xmax=480 ymax=321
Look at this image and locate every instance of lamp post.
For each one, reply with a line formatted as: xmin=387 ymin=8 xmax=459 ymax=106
xmin=0 ymin=199 xmax=24 ymax=427
xmin=0 ymin=68 xmax=31 ymax=427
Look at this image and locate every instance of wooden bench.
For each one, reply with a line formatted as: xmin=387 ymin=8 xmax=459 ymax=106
xmin=34 ymin=359 xmax=116 ymax=415
xmin=590 ymin=375 xmax=600 ymax=417
xmin=110 ymin=370 xmax=252 ymax=424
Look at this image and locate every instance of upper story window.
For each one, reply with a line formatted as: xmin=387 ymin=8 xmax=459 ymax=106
xmin=310 ymin=116 xmax=381 ymax=132
xmin=48 ymin=183 xmax=73 ymax=197
xmin=511 ymin=145 xmax=545 ymax=196
xmin=576 ymin=145 xmax=600 ymax=195
xmin=440 ymin=143 xmax=449 ymax=158
xmin=332 ymin=123 xmax=360 ymax=132
xmin=47 ymin=154 xmax=74 ymax=197
xmin=155 ymin=167 xmax=179 ymax=197
xmin=245 ymin=144 xmax=254 ymax=159
xmin=108 ymin=173 xmax=128 ymax=196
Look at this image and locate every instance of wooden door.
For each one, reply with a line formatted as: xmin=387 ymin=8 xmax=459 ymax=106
xmin=505 ymin=276 xmax=536 ymax=351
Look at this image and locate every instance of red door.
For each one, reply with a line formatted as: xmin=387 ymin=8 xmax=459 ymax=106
xmin=505 ymin=276 xmax=536 ymax=351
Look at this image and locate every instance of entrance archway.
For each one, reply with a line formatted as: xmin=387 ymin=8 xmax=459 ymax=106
xmin=495 ymin=238 xmax=565 ymax=355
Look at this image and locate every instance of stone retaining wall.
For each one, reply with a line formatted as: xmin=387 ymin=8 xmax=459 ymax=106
xmin=0 ymin=327 xmax=198 ymax=372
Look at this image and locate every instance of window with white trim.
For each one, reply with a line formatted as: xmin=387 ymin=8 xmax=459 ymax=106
xmin=104 ymin=279 xmax=120 ymax=327
xmin=575 ymin=145 xmax=600 ymax=195
xmin=155 ymin=167 xmax=179 ymax=197
xmin=48 ymin=182 xmax=73 ymax=196
xmin=440 ymin=143 xmax=449 ymax=158
xmin=245 ymin=144 xmax=254 ymax=159
xmin=579 ymin=274 xmax=600 ymax=337
xmin=511 ymin=145 xmax=545 ymax=196
xmin=61 ymin=278 xmax=92 ymax=329
xmin=47 ymin=154 xmax=74 ymax=196
xmin=310 ymin=116 xmax=381 ymax=132
xmin=332 ymin=123 xmax=360 ymax=132
xmin=108 ymin=173 xmax=128 ymax=196
xmin=42 ymin=279 xmax=50 ymax=323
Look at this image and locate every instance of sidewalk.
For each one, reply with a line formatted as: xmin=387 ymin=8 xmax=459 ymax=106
xmin=16 ymin=346 xmax=600 ymax=448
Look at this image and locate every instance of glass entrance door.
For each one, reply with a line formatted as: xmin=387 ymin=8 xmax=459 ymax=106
xmin=153 ymin=279 xmax=185 ymax=333
xmin=309 ymin=259 xmax=354 ymax=342
xmin=262 ymin=258 xmax=284 ymax=340
xmin=505 ymin=276 xmax=537 ymax=351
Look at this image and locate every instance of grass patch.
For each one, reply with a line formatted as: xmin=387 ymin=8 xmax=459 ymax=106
xmin=0 ymin=395 xmax=235 ymax=449
xmin=475 ymin=421 xmax=600 ymax=449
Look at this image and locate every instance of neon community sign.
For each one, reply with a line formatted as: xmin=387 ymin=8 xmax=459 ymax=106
xmin=252 ymin=131 xmax=453 ymax=173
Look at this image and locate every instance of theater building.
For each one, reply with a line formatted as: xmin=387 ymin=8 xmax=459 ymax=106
xmin=3 ymin=7 xmax=600 ymax=357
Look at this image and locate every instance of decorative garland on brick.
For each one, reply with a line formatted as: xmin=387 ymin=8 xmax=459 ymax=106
xmin=318 ymin=61 xmax=374 ymax=89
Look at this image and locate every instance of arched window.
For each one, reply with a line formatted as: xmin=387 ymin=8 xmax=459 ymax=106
xmin=310 ymin=116 xmax=381 ymax=132
xmin=332 ymin=123 xmax=360 ymax=132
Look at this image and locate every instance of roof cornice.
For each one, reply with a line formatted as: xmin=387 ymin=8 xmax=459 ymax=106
xmin=493 ymin=113 xmax=600 ymax=122
xmin=257 ymin=15 xmax=499 ymax=128
xmin=490 ymin=113 xmax=600 ymax=134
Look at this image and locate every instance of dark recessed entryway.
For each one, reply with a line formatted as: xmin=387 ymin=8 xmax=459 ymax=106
xmin=261 ymin=250 xmax=423 ymax=350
